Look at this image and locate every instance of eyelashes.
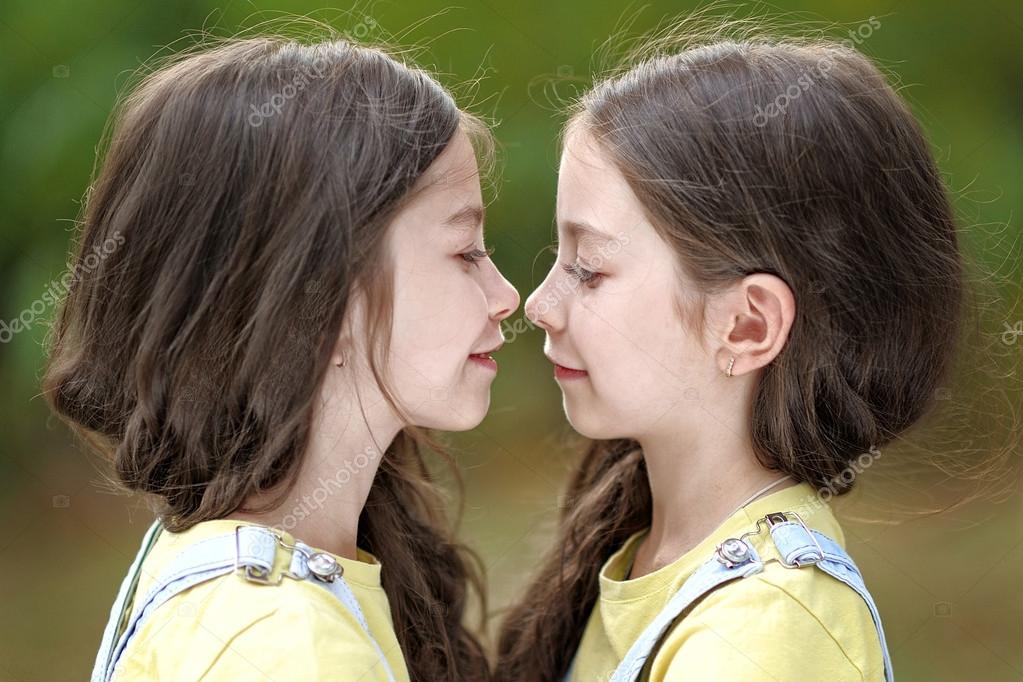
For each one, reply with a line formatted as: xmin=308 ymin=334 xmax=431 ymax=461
xmin=561 ymin=262 xmax=601 ymax=286
xmin=546 ymin=243 xmax=602 ymax=287
xmin=461 ymin=243 xmax=603 ymax=287
xmin=461 ymin=245 xmax=495 ymax=267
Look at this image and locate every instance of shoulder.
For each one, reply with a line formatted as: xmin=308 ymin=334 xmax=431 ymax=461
xmin=197 ymin=583 xmax=393 ymax=680
xmin=117 ymin=575 xmax=390 ymax=681
xmin=651 ymin=562 xmax=883 ymax=681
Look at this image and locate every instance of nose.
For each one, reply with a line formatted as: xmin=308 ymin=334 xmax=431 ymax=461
xmin=524 ymin=266 xmax=561 ymax=332
xmin=486 ymin=264 xmax=520 ymax=323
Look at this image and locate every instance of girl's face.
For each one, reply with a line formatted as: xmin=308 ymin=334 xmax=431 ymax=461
xmin=374 ymin=129 xmax=520 ymax=431
xmin=524 ymin=129 xmax=717 ymax=440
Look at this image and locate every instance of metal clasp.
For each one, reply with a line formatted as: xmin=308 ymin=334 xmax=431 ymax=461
xmin=272 ymin=534 xmax=343 ymax=582
xmin=714 ymin=510 xmax=825 ymax=570
xmin=762 ymin=510 xmax=825 ymax=568
xmin=233 ymin=525 xmax=344 ymax=585
xmin=715 ymin=537 xmax=754 ymax=568
xmin=234 ymin=525 xmax=284 ymax=584
xmin=306 ymin=551 xmax=344 ymax=582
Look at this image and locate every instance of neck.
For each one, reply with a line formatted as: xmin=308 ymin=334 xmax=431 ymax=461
xmin=634 ymin=427 xmax=796 ymax=573
xmin=226 ymin=382 xmax=401 ymax=561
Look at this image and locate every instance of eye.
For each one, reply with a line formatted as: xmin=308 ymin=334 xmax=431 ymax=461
xmin=461 ymin=244 xmax=495 ymax=268
xmin=561 ymin=262 xmax=602 ymax=287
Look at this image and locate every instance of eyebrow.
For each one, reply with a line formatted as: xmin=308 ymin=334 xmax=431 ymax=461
xmin=561 ymin=219 xmax=615 ymax=247
xmin=444 ymin=204 xmax=485 ymax=231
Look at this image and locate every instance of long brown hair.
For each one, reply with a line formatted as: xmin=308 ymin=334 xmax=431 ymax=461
xmin=42 ymin=33 xmax=492 ymax=681
xmin=496 ymin=27 xmax=985 ymax=681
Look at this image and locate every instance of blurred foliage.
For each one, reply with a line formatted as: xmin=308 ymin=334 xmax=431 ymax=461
xmin=1 ymin=0 xmax=1021 ymax=679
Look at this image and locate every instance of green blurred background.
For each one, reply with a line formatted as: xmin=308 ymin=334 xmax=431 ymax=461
xmin=1 ymin=1 xmax=1021 ymax=679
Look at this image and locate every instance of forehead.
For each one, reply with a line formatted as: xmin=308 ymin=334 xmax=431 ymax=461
xmin=557 ymin=128 xmax=645 ymax=240
xmin=387 ymin=129 xmax=485 ymax=244
xmin=414 ymin=129 xmax=482 ymax=207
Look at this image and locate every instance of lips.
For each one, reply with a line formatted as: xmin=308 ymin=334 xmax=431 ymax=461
xmin=468 ymin=341 xmax=503 ymax=372
xmin=554 ymin=364 xmax=588 ymax=379
xmin=545 ymin=353 xmax=588 ymax=379
xmin=469 ymin=342 xmax=503 ymax=360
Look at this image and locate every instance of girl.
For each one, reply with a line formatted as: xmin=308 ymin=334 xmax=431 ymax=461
xmin=43 ymin=34 xmax=518 ymax=681
xmin=497 ymin=32 xmax=965 ymax=682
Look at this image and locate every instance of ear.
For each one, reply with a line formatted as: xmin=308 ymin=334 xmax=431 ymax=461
xmin=715 ymin=273 xmax=795 ymax=377
xmin=331 ymin=285 xmax=369 ymax=368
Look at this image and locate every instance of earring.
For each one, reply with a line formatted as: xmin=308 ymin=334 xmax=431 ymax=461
xmin=336 ymin=353 xmax=347 ymax=368
xmin=725 ymin=356 xmax=735 ymax=377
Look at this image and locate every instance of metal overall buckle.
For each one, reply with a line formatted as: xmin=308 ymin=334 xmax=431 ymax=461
xmin=762 ymin=510 xmax=825 ymax=568
xmin=715 ymin=510 xmax=823 ymax=569
xmin=234 ymin=525 xmax=344 ymax=584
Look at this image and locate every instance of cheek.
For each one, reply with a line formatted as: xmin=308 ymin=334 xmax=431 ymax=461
xmin=577 ymin=287 xmax=689 ymax=395
xmin=392 ymin=266 xmax=487 ymax=362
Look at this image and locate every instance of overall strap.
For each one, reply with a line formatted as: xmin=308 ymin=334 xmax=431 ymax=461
xmin=91 ymin=520 xmax=163 ymax=682
xmin=608 ymin=542 xmax=767 ymax=682
xmin=607 ymin=511 xmax=894 ymax=682
xmin=771 ymin=521 xmax=894 ymax=682
xmin=92 ymin=523 xmax=397 ymax=682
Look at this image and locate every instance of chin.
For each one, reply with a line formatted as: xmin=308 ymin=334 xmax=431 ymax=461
xmin=564 ymin=407 xmax=616 ymax=440
xmin=425 ymin=396 xmax=490 ymax=432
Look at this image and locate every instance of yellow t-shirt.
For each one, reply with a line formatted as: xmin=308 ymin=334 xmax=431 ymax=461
xmin=110 ymin=519 xmax=409 ymax=681
xmin=570 ymin=481 xmax=886 ymax=681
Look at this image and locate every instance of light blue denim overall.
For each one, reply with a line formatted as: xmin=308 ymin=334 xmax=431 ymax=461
xmin=90 ymin=520 xmax=397 ymax=682
xmin=566 ymin=511 xmax=894 ymax=682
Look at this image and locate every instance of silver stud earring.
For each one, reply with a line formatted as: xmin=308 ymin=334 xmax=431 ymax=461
xmin=725 ymin=356 xmax=735 ymax=377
